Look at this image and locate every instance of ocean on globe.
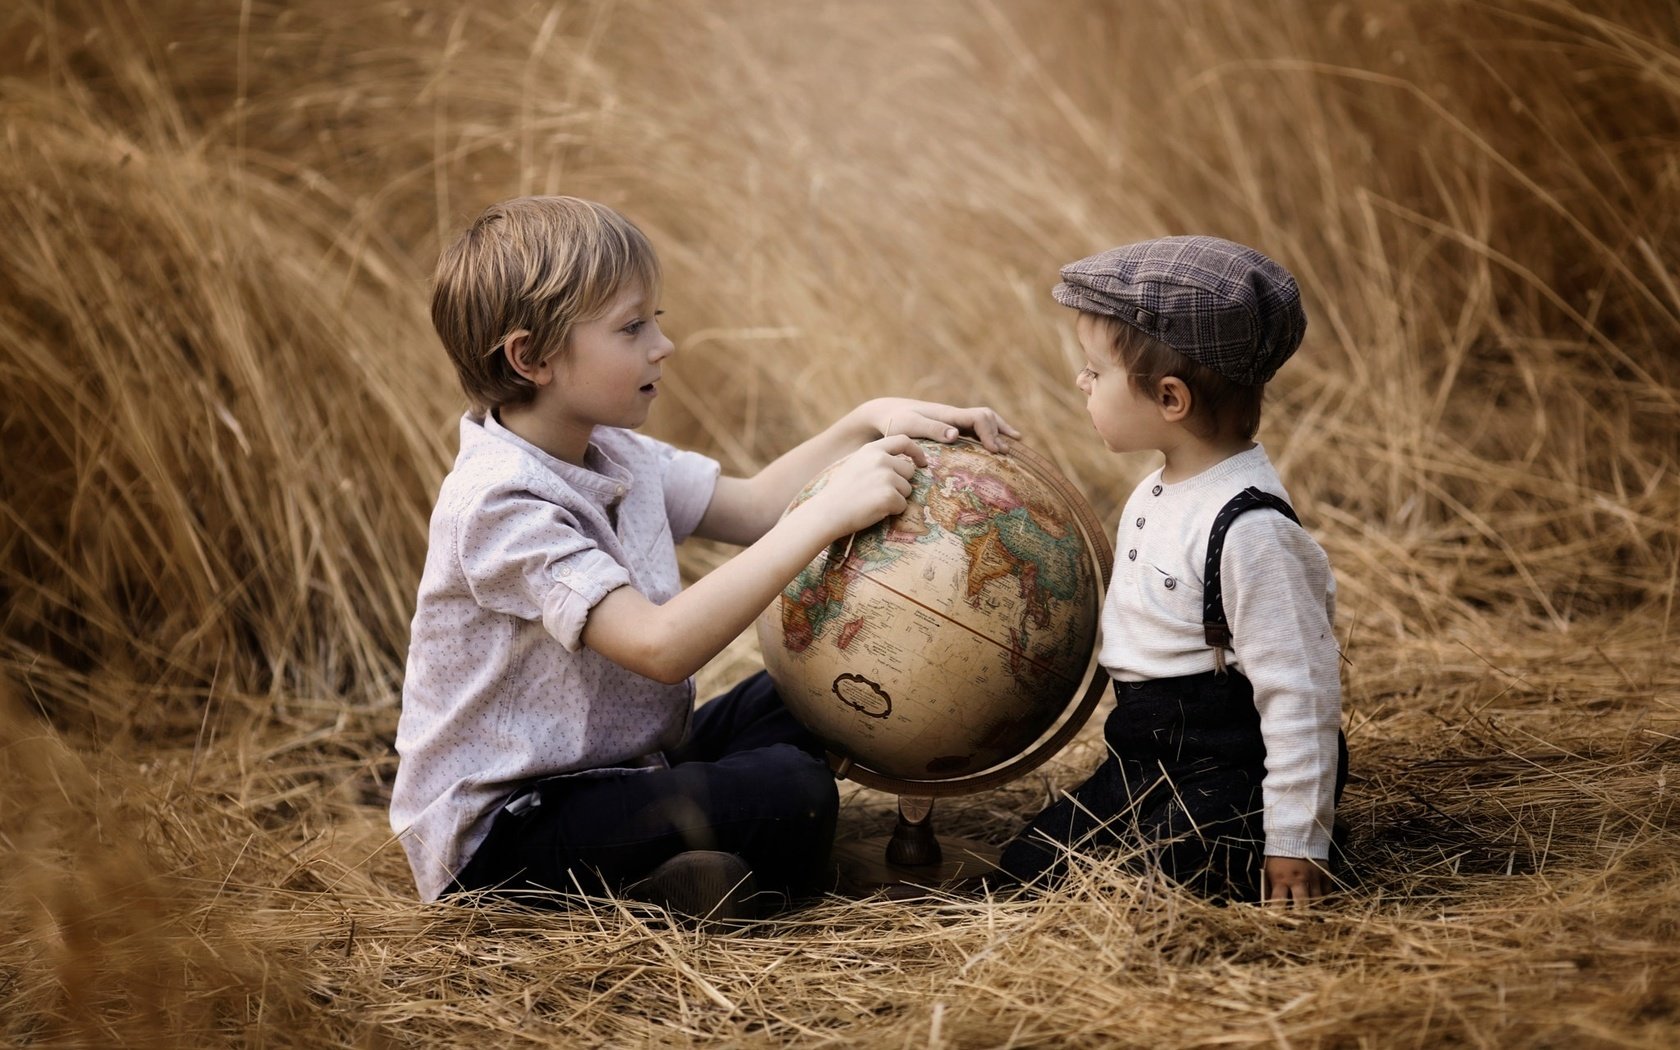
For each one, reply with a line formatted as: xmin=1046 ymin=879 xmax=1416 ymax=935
xmin=756 ymin=438 xmax=1114 ymax=796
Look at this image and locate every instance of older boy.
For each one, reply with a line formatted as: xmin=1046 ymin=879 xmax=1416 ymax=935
xmin=392 ymin=196 xmax=1018 ymax=922
xmin=1000 ymin=236 xmax=1348 ymax=905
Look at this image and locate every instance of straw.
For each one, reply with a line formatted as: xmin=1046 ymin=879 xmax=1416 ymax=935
xmin=3 ymin=0 xmax=1677 ymax=1045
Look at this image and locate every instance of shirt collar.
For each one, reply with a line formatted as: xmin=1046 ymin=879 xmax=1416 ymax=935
xmin=468 ymin=411 xmax=634 ymax=507
xmin=1154 ymin=443 xmax=1268 ymax=495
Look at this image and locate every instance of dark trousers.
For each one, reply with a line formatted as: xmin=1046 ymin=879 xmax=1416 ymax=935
xmin=998 ymin=670 xmax=1348 ymax=901
xmin=451 ymin=671 xmax=839 ymax=907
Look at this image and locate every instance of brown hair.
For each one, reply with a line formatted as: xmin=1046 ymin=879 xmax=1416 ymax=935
xmin=430 ymin=196 xmax=662 ymax=410
xmin=1093 ymin=312 xmax=1266 ymax=442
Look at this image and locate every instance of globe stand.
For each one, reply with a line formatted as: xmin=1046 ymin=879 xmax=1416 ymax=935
xmin=830 ymin=796 xmax=1001 ymax=899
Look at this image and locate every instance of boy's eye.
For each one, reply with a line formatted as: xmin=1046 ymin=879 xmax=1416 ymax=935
xmin=1077 ymin=366 xmax=1097 ymax=384
xmin=622 ymin=310 xmax=663 ymax=336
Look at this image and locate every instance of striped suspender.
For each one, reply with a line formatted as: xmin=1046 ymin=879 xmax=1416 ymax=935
xmin=1203 ymin=486 xmax=1300 ymax=673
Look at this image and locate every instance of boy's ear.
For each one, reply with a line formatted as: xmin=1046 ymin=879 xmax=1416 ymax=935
xmin=502 ymin=330 xmax=551 ymax=386
xmin=1156 ymin=376 xmax=1193 ymax=423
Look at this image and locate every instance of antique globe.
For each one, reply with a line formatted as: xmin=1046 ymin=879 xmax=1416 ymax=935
xmin=755 ymin=438 xmax=1114 ymax=891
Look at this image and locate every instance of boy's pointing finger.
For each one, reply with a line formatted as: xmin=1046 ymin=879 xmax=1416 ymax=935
xmin=876 ymin=434 xmax=929 ymax=467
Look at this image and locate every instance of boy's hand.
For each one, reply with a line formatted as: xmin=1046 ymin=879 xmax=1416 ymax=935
xmin=1261 ymin=856 xmax=1330 ymax=907
xmin=859 ymin=398 xmax=1022 ymax=454
xmin=805 ymin=435 xmax=928 ymax=536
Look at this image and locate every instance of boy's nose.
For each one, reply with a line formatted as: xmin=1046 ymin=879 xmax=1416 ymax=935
xmin=651 ymin=332 xmax=675 ymax=360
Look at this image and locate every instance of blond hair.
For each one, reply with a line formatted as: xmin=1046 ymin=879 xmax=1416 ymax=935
xmin=431 ymin=196 xmax=662 ymax=410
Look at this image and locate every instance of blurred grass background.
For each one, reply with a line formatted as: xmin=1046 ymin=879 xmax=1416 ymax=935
xmin=2 ymin=1 xmax=1678 ymax=1046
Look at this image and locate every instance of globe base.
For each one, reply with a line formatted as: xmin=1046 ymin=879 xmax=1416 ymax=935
xmin=829 ymin=798 xmax=1000 ymax=898
xmin=830 ymin=835 xmax=1000 ymax=899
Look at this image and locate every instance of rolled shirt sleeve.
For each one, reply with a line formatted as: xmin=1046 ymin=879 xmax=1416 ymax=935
xmin=660 ymin=445 xmax=722 ymax=543
xmin=454 ymin=489 xmax=632 ymax=653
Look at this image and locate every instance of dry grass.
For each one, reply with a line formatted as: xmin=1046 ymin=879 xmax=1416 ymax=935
xmin=3 ymin=0 xmax=1678 ymax=1046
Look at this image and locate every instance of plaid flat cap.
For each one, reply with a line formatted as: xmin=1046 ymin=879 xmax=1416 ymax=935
xmin=1052 ymin=235 xmax=1306 ymax=386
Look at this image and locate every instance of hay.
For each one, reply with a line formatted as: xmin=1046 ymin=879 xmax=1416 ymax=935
xmin=3 ymin=0 xmax=1678 ymax=1045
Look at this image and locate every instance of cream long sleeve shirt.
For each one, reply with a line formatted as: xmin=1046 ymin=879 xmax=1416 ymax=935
xmin=1097 ymin=444 xmax=1342 ymax=860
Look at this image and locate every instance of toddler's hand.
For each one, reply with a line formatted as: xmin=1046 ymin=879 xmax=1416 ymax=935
xmin=807 ymin=435 xmax=927 ymax=537
xmin=862 ymin=398 xmax=1022 ymax=454
xmin=1261 ymin=856 xmax=1330 ymax=907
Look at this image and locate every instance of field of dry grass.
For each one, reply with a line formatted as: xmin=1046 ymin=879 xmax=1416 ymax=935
xmin=3 ymin=0 xmax=1678 ymax=1046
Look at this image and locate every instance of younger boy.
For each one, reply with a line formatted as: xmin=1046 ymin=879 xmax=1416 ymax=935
xmin=999 ymin=235 xmax=1348 ymax=905
xmin=391 ymin=196 xmax=1018 ymax=921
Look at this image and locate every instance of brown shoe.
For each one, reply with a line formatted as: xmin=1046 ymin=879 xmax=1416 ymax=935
xmin=623 ymin=851 xmax=761 ymax=926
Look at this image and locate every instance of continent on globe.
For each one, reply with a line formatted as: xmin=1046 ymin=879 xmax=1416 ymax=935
xmin=756 ymin=439 xmax=1113 ymax=795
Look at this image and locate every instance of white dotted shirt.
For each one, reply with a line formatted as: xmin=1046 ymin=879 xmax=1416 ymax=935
xmin=390 ymin=412 xmax=721 ymax=901
xmin=1098 ymin=444 xmax=1342 ymax=860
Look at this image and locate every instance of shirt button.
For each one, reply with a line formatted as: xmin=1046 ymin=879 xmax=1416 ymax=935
xmin=1163 ymin=577 xmax=1177 ymax=590
xmin=1127 ymin=549 xmax=1137 ymax=561
xmin=1136 ymin=517 xmax=1146 ymax=528
xmin=1151 ymin=485 xmax=1163 ymax=496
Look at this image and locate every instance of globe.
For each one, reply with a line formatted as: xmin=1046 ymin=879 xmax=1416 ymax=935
xmin=756 ymin=438 xmax=1115 ymax=801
